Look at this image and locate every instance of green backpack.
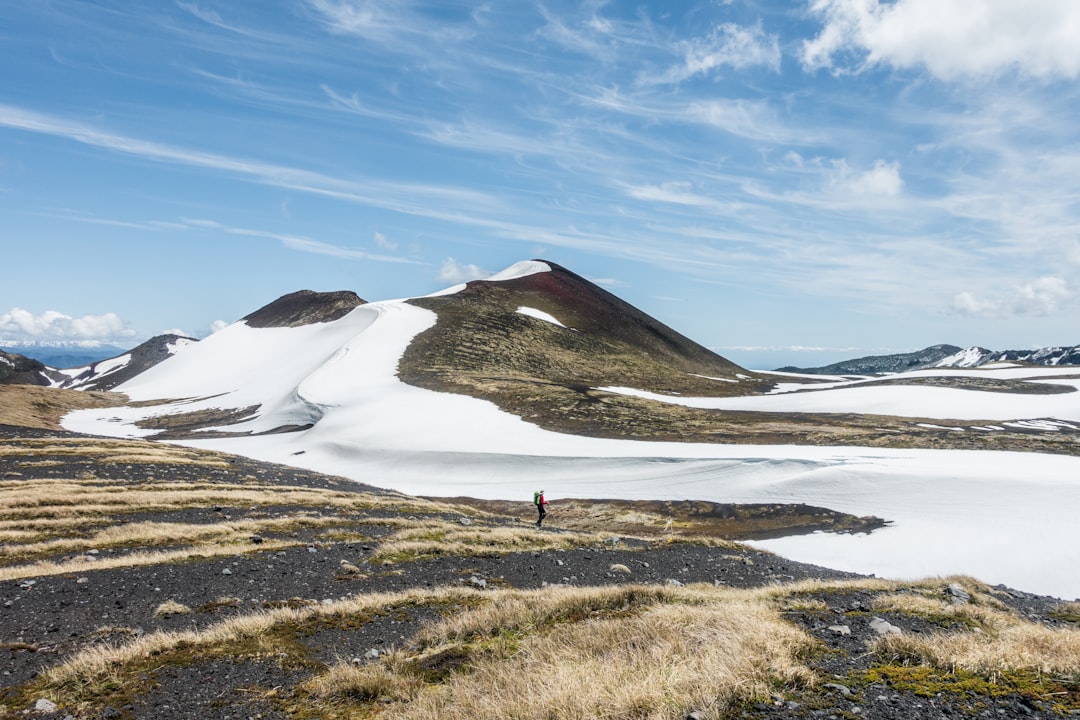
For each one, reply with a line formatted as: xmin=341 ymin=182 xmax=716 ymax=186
xmin=533 ymin=491 xmax=541 ymax=506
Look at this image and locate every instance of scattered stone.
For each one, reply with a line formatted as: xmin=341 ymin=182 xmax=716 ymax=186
xmin=828 ymin=624 xmax=851 ymax=636
xmin=307 ymin=546 xmax=318 ymax=554
xmin=824 ymin=682 xmax=853 ymax=698
xmin=250 ymin=535 xmax=264 ymax=544
xmin=33 ymin=698 xmax=59 ymax=714
xmin=609 ymin=563 xmax=632 ymax=575
xmin=76 ymin=577 xmax=89 ymax=584
xmin=685 ymin=712 xmax=703 ymax=720
xmin=221 ymin=568 xmax=232 ymax=576
xmin=458 ymin=517 xmax=473 ymax=526
xmin=86 ymin=549 xmax=99 ymax=556
xmin=467 ymin=575 xmax=487 ymax=589
xmin=364 ymin=648 xmax=380 ymax=659
xmin=947 ymin=583 xmax=971 ymax=605
xmin=869 ymin=616 xmax=903 ymax=636
xmin=665 ymin=579 xmax=684 ymax=587
xmin=555 ymin=558 xmax=564 ymax=566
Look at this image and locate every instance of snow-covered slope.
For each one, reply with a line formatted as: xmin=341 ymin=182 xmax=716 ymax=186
xmin=60 ymin=262 xmax=1080 ymax=599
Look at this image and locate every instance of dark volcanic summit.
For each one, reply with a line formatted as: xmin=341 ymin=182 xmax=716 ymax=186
xmin=487 ymin=261 xmax=745 ymax=378
xmin=58 ymin=334 xmax=198 ymax=391
xmin=242 ymin=289 xmax=366 ymax=328
xmin=406 ymin=260 xmax=757 ymax=396
xmin=0 ymin=349 xmax=49 ymax=386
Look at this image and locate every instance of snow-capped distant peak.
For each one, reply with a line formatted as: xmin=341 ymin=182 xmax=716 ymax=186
xmin=935 ymin=347 xmax=992 ymax=368
xmin=516 ymin=306 xmax=567 ymax=328
xmin=484 ymin=260 xmax=552 ymax=283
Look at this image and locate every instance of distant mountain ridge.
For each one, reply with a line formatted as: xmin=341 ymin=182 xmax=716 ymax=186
xmin=778 ymin=343 xmax=1080 ymax=375
xmin=0 ymin=340 xmax=129 ymax=369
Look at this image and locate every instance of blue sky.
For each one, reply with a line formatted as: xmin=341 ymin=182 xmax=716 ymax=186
xmin=3 ymin=0 xmax=1080 ymax=369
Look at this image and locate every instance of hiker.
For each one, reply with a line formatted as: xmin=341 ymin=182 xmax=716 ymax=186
xmin=534 ymin=489 xmax=548 ymax=527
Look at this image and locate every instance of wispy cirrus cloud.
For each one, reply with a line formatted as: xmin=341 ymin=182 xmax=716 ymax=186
xmin=61 ymin=211 xmax=422 ymax=265
xmin=0 ymin=103 xmax=505 ymax=219
xmin=640 ymin=22 xmax=781 ymax=85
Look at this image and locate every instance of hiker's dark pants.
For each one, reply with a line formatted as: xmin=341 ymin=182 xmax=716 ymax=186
xmin=537 ymin=506 xmax=546 ymax=526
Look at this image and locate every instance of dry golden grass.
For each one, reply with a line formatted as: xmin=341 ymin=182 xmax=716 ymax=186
xmin=0 ymin=515 xmax=344 ymax=561
xmin=153 ymin=600 xmax=192 ymax=617
xmin=0 ymin=477 xmax=457 ymax=519
xmin=309 ymin=583 xmax=815 ymax=720
xmin=42 ymin=587 xmax=473 ymax=695
xmin=37 ymin=576 xmax=1080 ymax=719
xmin=43 ymin=583 xmax=814 ymax=720
xmin=0 ymin=436 xmax=231 ymax=466
xmin=0 ymin=385 xmax=125 ymax=430
xmin=874 ymin=620 xmax=1080 ymax=678
xmin=370 ymin=519 xmax=616 ymax=562
xmin=871 ymin=582 xmax=1010 ymax=633
xmin=0 ymin=539 xmax=294 ymax=581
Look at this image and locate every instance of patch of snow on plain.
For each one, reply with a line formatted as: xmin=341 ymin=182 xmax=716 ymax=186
xmin=689 ymin=373 xmax=738 ymax=383
xmin=60 ymin=297 xmax=1080 ymax=599
xmin=516 ymin=306 xmax=567 ymax=328
xmin=598 ymin=373 xmax=1080 ymax=423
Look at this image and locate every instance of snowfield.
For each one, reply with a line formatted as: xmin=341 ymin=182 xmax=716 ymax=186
xmin=61 ymin=270 xmax=1080 ymax=599
xmin=600 ymin=376 xmax=1080 ymax=423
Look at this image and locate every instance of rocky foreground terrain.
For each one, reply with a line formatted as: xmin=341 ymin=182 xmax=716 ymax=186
xmin=1 ymin=388 xmax=1079 ymax=719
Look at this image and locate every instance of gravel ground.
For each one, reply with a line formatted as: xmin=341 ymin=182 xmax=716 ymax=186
xmin=1 ymin=424 xmax=1076 ymax=720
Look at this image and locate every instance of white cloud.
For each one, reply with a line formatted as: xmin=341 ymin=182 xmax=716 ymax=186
xmin=803 ymin=0 xmax=1080 ymax=81
xmin=0 ymin=308 xmax=136 ymax=342
xmin=437 ymin=257 xmax=489 ymax=284
xmin=373 ymin=231 xmax=397 ymax=250
xmin=952 ymin=276 xmax=1072 ymax=317
xmin=838 ymin=159 xmax=904 ymax=196
xmin=209 ymin=320 xmax=229 ymax=335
